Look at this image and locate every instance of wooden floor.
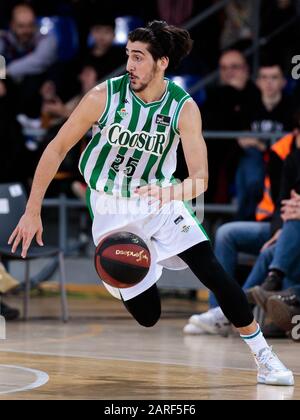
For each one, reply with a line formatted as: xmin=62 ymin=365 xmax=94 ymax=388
xmin=0 ymin=295 xmax=299 ymax=400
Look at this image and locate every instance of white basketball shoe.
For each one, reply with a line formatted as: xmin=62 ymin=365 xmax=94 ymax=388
xmin=183 ymin=323 xmax=206 ymax=335
xmin=254 ymin=347 xmax=294 ymax=386
xmin=189 ymin=307 xmax=231 ymax=336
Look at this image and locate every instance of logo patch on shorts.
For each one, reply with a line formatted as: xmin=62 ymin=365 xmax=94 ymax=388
xmin=174 ymin=216 xmax=184 ymax=225
xmin=156 ymin=114 xmax=171 ymax=127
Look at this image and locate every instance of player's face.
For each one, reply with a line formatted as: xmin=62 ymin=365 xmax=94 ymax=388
xmin=126 ymin=41 xmax=159 ymax=93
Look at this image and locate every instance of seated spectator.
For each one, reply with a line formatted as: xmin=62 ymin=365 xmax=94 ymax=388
xmin=199 ymin=50 xmax=260 ymax=202
xmin=83 ymin=15 xmax=126 ymax=81
xmin=184 ymin=115 xmax=300 ymax=336
xmin=266 ymin=285 xmax=300 ymax=342
xmin=0 ymin=3 xmax=58 ymax=116
xmin=40 ymin=64 xmax=98 ymax=128
xmin=236 ymin=59 xmax=293 ymax=220
xmin=244 ymin=149 xmax=300 ymax=293
xmin=37 ymin=64 xmax=99 ymax=197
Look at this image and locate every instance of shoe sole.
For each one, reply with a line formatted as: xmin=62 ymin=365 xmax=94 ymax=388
xmin=190 ymin=318 xmax=230 ymax=336
xmin=189 ymin=318 xmax=218 ymax=334
xmin=267 ymin=298 xmax=294 ymax=332
xmin=257 ymin=374 xmax=294 ymax=386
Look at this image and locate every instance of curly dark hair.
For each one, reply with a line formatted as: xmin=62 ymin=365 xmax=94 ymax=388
xmin=128 ymin=20 xmax=193 ymax=71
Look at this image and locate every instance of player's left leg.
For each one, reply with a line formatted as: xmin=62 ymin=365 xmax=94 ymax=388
xmin=179 ymin=241 xmax=294 ymax=386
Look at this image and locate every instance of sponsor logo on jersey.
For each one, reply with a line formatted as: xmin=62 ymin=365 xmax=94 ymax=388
xmin=156 ymin=114 xmax=171 ymax=127
xmin=117 ymin=108 xmax=129 ymax=119
xmin=107 ymin=123 xmax=167 ymax=156
xmin=174 ymin=216 xmax=184 ymax=225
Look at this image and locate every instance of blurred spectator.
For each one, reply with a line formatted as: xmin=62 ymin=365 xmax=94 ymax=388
xmin=266 ymin=285 xmax=300 ymax=341
xmin=0 ymin=4 xmax=57 ymax=81
xmin=184 ymin=117 xmax=300 ymax=336
xmin=236 ymin=60 xmax=293 ymax=220
xmin=40 ymin=64 xmax=98 ymax=128
xmin=37 ymin=64 xmax=98 ymax=197
xmin=0 ymin=78 xmax=28 ymax=184
xmin=83 ymin=16 xmax=126 ymax=81
xmin=0 ymin=3 xmax=58 ymax=116
xmin=220 ymin=0 xmax=254 ymax=50
xmin=201 ymin=50 xmax=260 ymax=202
xmin=243 ymin=123 xmax=300 ymax=292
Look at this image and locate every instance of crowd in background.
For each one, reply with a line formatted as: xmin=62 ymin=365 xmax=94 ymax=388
xmin=0 ymin=0 xmax=300 ymax=331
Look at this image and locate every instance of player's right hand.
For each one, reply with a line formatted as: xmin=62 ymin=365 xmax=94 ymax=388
xmin=8 ymin=212 xmax=44 ymax=259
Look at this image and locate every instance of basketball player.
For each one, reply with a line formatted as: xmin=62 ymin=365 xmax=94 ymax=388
xmin=8 ymin=21 xmax=293 ymax=386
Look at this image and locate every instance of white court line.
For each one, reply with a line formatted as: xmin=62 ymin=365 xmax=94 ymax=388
xmin=0 ymin=365 xmax=49 ymax=395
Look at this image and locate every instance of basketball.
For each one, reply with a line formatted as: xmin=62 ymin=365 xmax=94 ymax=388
xmin=94 ymin=232 xmax=151 ymax=288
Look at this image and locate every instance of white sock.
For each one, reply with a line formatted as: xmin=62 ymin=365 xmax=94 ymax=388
xmin=240 ymin=325 xmax=270 ymax=355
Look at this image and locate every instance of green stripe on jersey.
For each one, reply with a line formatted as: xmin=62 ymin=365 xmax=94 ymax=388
xmin=155 ymin=96 xmax=190 ymax=182
xmin=98 ymin=79 xmax=112 ymax=127
xmin=141 ymin=94 xmax=174 ymax=185
xmin=172 ymin=95 xmax=190 ymax=135
xmin=89 ymin=78 xmax=128 ymax=190
xmin=79 ymin=132 xmax=101 ymax=176
xmin=104 ymin=98 xmax=141 ymax=195
xmin=121 ymin=99 xmax=167 ymax=197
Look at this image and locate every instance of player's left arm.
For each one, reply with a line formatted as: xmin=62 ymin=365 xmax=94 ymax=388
xmin=174 ymin=99 xmax=208 ymax=200
xmin=136 ymin=99 xmax=208 ymax=204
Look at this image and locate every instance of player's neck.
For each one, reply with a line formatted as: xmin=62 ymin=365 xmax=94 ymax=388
xmin=134 ymin=78 xmax=167 ymax=104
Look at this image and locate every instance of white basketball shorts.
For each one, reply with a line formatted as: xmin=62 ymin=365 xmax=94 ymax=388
xmin=87 ymin=188 xmax=209 ymax=301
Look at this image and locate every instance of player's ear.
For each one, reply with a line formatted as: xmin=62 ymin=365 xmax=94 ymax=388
xmin=159 ymin=56 xmax=169 ymax=72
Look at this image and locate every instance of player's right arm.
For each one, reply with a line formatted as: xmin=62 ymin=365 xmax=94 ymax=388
xmin=8 ymin=83 xmax=107 ymax=258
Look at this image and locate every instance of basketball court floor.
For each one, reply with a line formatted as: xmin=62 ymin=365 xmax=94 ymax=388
xmin=0 ymin=295 xmax=299 ymax=400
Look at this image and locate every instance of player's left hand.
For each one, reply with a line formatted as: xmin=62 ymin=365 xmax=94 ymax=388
xmin=135 ymin=184 xmax=174 ymax=208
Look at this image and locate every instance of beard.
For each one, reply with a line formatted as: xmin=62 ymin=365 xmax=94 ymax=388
xmin=129 ymin=63 xmax=157 ymax=93
xmin=130 ymin=80 xmax=149 ymax=93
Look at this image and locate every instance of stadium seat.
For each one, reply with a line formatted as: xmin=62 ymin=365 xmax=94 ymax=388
xmin=168 ymin=75 xmax=207 ymax=106
xmin=0 ymin=183 xmax=69 ymax=322
xmin=38 ymin=16 xmax=79 ymax=62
